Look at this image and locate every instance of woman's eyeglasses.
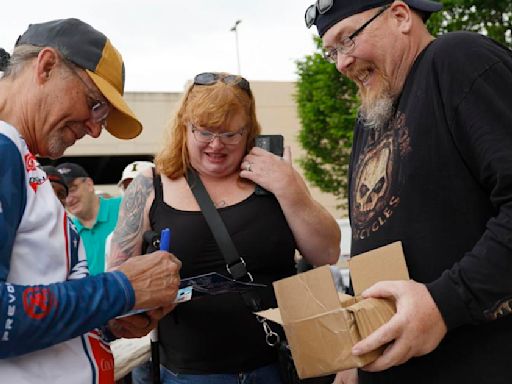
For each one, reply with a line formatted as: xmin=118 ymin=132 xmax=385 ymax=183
xmin=189 ymin=123 xmax=246 ymax=145
xmin=193 ymin=72 xmax=251 ymax=94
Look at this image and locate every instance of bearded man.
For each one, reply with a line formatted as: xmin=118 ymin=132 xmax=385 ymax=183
xmin=305 ymin=1 xmax=512 ymax=383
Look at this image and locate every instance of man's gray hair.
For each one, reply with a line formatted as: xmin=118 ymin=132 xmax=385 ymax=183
xmin=2 ymin=45 xmax=44 ymax=78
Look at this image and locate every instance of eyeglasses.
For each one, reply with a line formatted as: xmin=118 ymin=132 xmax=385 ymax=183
xmin=305 ymin=0 xmax=334 ymax=29
xmin=189 ymin=123 xmax=246 ymax=145
xmin=323 ymin=5 xmax=390 ymax=64
xmin=193 ymin=72 xmax=251 ymax=94
xmin=65 ymin=62 xmax=111 ymax=126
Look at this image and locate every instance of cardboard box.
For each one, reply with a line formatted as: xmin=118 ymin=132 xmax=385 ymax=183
xmin=257 ymin=242 xmax=409 ymax=379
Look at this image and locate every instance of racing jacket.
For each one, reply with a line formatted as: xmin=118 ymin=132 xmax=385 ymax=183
xmin=0 ymin=122 xmax=135 ymax=383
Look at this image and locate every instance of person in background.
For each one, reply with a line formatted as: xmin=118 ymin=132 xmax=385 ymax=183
xmin=305 ymin=0 xmax=512 ymax=383
xmin=57 ymin=162 xmax=122 ymax=275
xmin=108 ymin=71 xmax=341 ymax=384
xmin=118 ymin=161 xmax=155 ymax=192
xmin=0 ymin=18 xmax=181 ymax=384
xmin=41 ymin=165 xmax=68 ymax=206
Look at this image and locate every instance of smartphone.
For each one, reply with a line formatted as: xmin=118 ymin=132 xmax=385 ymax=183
xmin=254 ymin=135 xmax=284 ymax=195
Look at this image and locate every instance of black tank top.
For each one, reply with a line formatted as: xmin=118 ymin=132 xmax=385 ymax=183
xmin=150 ymin=174 xmax=297 ymax=374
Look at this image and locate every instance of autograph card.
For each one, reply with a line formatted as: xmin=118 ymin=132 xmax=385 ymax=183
xmin=116 ymin=273 xmax=265 ymax=319
xmin=180 ymin=272 xmax=266 ymax=299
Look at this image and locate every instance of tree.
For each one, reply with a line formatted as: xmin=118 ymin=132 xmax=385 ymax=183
xmin=295 ymin=37 xmax=358 ymax=204
xmin=428 ymin=1 xmax=512 ymax=48
xmin=295 ymin=1 xmax=511 ymax=206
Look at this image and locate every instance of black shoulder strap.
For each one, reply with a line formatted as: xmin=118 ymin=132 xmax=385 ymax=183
xmin=186 ymin=168 xmax=253 ymax=282
xmin=152 ymin=167 xmax=163 ymax=203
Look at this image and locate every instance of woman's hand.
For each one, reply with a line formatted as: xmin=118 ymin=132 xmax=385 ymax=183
xmin=240 ymin=146 xmax=297 ymax=198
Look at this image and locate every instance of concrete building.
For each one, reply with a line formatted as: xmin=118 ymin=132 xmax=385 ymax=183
xmin=54 ymin=81 xmax=345 ymax=219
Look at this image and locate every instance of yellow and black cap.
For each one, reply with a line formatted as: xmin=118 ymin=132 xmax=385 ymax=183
xmin=16 ymin=18 xmax=142 ymax=139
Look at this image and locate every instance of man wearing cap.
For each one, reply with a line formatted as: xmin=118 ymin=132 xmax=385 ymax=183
xmin=41 ymin=165 xmax=68 ymax=206
xmin=118 ymin=161 xmax=155 ymax=192
xmin=57 ymin=162 xmax=122 ymax=276
xmin=0 ymin=19 xmax=181 ymax=383
xmin=305 ymin=1 xmax=512 ymax=383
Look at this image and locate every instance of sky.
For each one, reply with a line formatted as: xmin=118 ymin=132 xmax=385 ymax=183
xmin=0 ymin=0 xmax=320 ymax=92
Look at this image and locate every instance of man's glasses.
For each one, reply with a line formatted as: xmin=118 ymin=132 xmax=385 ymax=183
xmin=193 ymin=72 xmax=251 ymax=94
xmin=305 ymin=0 xmax=334 ymax=29
xmin=65 ymin=62 xmax=111 ymax=126
xmin=323 ymin=5 xmax=390 ymax=63
xmin=189 ymin=123 xmax=246 ymax=145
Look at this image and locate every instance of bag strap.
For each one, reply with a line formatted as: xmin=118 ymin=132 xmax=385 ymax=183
xmin=186 ymin=168 xmax=253 ymax=282
xmin=186 ymin=168 xmax=280 ymax=345
xmin=152 ymin=167 xmax=164 ymax=204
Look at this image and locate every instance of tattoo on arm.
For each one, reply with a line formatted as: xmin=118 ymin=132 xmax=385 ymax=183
xmin=109 ymin=174 xmax=154 ymax=267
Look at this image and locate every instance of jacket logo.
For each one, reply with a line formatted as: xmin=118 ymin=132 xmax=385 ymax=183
xmin=23 ymin=287 xmax=57 ymax=320
xmin=24 ymin=152 xmax=37 ymax=172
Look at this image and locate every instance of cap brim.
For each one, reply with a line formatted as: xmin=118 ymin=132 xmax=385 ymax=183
xmin=86 ymin=70 xmax=143 ymax=139
xmin=117 ymin=176 xmax=134 ymax=188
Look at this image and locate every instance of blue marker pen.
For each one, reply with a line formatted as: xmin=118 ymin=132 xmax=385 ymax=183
xmin=159 ymin=228 xmax=171 ymax=253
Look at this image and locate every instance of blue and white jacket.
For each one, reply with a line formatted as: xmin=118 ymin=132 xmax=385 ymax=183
xmin=0 ymin=122 xmax=135 ymax=384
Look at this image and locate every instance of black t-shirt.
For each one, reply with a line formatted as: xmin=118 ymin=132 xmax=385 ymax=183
xmin=349 ymin=32 xmax=512 ymax=383
xmin=149 ymin=175 xmax=296 ymax=374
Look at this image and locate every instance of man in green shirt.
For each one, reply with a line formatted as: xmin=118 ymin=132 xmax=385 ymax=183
xmin=57 ymin=162 xmax=121 ymax=275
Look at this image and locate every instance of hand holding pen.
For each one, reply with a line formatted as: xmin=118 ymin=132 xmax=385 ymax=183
xmin=109 ymin=228 xmax=181 ymax=338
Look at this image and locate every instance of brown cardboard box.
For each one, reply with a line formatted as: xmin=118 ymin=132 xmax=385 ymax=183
xmin=257 ymin=242 xmax=409 ymax=379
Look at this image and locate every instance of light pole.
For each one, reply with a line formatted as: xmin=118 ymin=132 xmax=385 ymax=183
xmin=230 ymin=19 xmax=242 ymax=75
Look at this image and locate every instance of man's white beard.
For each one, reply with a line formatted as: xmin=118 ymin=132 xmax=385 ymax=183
xmin=359 ymin=94 xmax=396 ymax=131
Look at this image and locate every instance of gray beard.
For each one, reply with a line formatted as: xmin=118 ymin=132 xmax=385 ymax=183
xmin=359 ymin=95 xmax=396 ymax=131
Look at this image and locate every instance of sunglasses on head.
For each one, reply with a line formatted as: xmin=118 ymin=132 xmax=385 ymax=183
xmin=305 ymin=0 xmax=334 ymax=28
xmin=193 ymin=72 xmax=251 ymax=94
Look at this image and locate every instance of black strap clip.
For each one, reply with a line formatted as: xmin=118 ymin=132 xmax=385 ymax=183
xmin=226 ymin=257 xmax=253 ymax=282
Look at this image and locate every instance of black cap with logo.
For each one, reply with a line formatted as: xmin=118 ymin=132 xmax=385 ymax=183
xmin=56 ymin=162 xmax=89 ymax=185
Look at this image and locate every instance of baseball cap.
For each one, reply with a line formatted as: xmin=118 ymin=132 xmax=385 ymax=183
xmin=307 ymin=0 xmax=443 ymax=37
xmin=15 ymin=18 xmax=142 ymax=139
xmin=41 ymin=165 xmax=68 ymax=193
xmin=118 ymin=161 xmax=154 ymax=187
xmin=56 ymin=162 xmax=89 ymax=185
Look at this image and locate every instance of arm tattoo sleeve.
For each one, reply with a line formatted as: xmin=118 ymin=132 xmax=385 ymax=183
xmin=110 ymin=174 xmax=153 ymax=267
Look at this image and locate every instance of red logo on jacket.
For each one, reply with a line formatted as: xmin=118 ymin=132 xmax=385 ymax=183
xmin=24 ymin=152 xmax=44 ymax=192
xmin=24 ymin=152 xmax=37 ymax=172
xmin=23 ymin=287 xmax=57 ymax=320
